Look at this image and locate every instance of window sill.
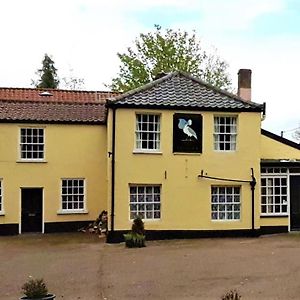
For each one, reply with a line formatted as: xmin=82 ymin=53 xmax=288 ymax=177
xmin=133 ymin=150 xmax=162 ymax=155
xmin=260 ymin=215 xmax=288 ymax=218
xmin=0 ymin=211 xmax=5 ymax=216
xmin=57 ymin=210 xmax=88 ymax=215
xmin=213 ymin=150 xmax=237 ymax=153
xmin=173 ymin=152 xmax=201 ymax=156
xmin=211 ymin=219 xmax=240 ymax=222
xmin=17 ymin=160 xmax=47 ymax=163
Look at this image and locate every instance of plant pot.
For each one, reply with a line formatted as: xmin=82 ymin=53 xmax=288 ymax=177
xmin=20 ymin=294 xmax=56 ymax=300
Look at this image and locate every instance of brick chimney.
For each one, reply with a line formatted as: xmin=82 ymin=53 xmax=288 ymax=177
xmin=238 ymin=69 xmax=252 ymax=101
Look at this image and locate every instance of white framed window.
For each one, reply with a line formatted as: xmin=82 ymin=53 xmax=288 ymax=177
xmin=61 ymin=179 xmax=85 ymax=211
xmin=129 ymin=185 xmax=161 ymax=220
xmin=214 ymin=116 xmax=237 ymax=151
xmin=211 ymin=186 xmax=241 ymax=220
xmin=0 ymin=180 xmax=3 ymax=213
xmin=20 ymin=128 xmax=44 ymax=160
xmin=135 ymin=114 xmax=160 ymax=151
xmin=261 ymin=169 xmax=288 ymax=215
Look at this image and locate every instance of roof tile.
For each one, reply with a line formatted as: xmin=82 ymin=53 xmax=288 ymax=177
xmin=109 ymin=71 xmax=263 ymax=111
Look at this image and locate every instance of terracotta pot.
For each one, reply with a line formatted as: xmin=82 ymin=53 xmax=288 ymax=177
xmin=20 ymin=294 xmax=56 ymax=300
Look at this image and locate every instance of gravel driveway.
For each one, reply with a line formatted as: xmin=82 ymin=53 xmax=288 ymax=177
xmin=1 ymin=233 xmax=300 ymax=299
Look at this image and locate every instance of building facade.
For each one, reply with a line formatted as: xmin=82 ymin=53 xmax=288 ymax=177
xmin=0 ymin=71 xmax=299 ymax=241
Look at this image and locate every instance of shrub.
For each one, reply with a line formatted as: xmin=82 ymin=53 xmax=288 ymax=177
xmin=21 ymin=277 xmax=48 ymax=299
xmin=221 ymin=290 xmax=241 ymax=300
xmin=124 ymin=232 xmax=146 ymax=248
xmin=124 ymin=216 xmax=146 ymax=248
xmin=131 ymin=216 xmax=145 ymax=235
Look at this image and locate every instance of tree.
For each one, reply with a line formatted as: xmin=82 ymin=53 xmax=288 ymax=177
xmin=60 ymin=68 xmax=85 ymax=90
xmin=110 ymin=25 xmax=232 ymax=92
xmin=33 ymin=54 xmax=59 ymax=89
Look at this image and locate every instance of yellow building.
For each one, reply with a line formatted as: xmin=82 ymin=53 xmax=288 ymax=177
xmin=0 ymin=70 xmax=299 ymax=241
xmin=0 ymin=89 xmax=116 ymax=234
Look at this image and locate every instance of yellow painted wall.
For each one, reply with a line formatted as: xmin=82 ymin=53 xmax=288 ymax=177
xmin=0 ymin=123 xmax=107 ymax=229
xmin=260 ymin=217 xmax=289 ymax=227
xmin=261 ymin=134 xmax=300 ymax=159
xmin=109 ymin=108 xmax=262 ymax=231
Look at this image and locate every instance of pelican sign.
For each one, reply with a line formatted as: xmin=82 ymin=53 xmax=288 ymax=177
xmin=173 ymin=113 xmax=202 ymax=153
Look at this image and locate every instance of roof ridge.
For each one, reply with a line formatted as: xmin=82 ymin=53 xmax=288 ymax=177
xmin=0 ymin=87 xmax=118 ymax=94
xmin=0 ymin=99 xmax=106 ymax=105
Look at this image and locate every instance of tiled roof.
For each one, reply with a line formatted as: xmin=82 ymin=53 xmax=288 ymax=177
xmin=0 ymin=88 xmax=119 ymax=123
xmin=0 ymin=87 xmax=118 ymax=103
xmin=108 ymin=71 xmax=263 ymax=112
xmin=0 ymin=100 xmax=107 ymax=124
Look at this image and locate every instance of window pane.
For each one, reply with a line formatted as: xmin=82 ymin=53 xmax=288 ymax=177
xmin=61 ymin=179 xmax=85 ymax=211
xmin=130 ymin=185 xmax=160 ymax=220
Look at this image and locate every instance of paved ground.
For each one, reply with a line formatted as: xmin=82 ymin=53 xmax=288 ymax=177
xmin=2 ymin=233 xmax=300 ymax=299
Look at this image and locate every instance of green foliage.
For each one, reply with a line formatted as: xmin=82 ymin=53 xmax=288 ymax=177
xmin=21 ymin=277 xmax=48 ymax=299
xmin=33 ymin=54 xmax=59 ymax=89
xmin=124 ymin=232 xmax=146 ymax=248
xmin=131 ymin=216 xmax=145 ymax=235
xmin=124 ymin=216 xmax=146 ymax=248
xmin=221 ymin=290 xmax=241 ymax=300
xmin=110 ymin=24 xmax=231 ymax=92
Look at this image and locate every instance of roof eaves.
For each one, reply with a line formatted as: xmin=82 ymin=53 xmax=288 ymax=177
xmin=261 ymin=129 xmax=300 ymax=150
xmin=110 ymin=103 xmax=263 ymax=112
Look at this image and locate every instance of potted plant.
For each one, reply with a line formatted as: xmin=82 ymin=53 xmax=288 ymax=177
xmin=20 ymin=277 xmax=55 ymax=300
xmin=124 ymin=216 xmax=146 ymax=248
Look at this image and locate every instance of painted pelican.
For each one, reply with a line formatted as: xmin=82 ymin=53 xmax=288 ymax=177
xmin=178 ymin=118 xmax=198 ymax=140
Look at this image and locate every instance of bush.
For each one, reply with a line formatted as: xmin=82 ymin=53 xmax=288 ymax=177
xmin=131 ymin=216 xmax=144 ymax=235
xmin=221 ymin=290 xmax=241 ymax=300
xmin=21 ymin=277 xmax=48 ymax=299
xmin=124 ymin=216 xmax=146 ymax=248
xmin=124 ymin=232 xmax=146 ymax=248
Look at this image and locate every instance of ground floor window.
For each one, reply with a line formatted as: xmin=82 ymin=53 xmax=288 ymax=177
xmin=211 ymin=186 xmax=241 ymax=220
xmin=61 ymin=179 xmax=85 ymax=211
xmin=261 ymin=175 xmax=288 ymax=215
xmin=129 ymin=185 xmax=161 ymax=220
xmin=0 ymin=180 xmax=2 ymax=212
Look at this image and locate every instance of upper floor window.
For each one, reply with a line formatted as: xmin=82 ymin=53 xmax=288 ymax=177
xmin=20 ymin=128 xmax=44 ymax=160
xmin=61 ymin=179 xmax=85 ymax=212
xmin=214 ymin=116 xmax=237 ymax=151
xmin=135 ymin=114 xmax=160 ymax=151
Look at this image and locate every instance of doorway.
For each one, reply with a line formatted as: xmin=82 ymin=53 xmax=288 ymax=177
xmin=290 ymin=176 xmax=300 ymax=231
xmin=21 ymin=188 xmax=43 ymax=233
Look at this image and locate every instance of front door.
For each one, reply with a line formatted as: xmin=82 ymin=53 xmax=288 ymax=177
xmin=290 ymin=176 xmax=300 ymax=230
xmin=21 ymin=188 xmax=43 ymax=233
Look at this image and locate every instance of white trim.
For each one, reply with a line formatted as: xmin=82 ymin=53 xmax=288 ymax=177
xmin=260 ymin=172 xmax=288 ymax=216
xmin=129 ymin=184 xmax=161 ymax=221
xmin=135 ymin=113 xmax=161 ymax=152
xmin=59 ymin=178 xmax=86 ymax=213
xmin=57 ymin=209 xmax=89 ymax=215
xmin=18 ymin=127 xmax=46 ymax=161
xmin=213 ymin=115 xmax=238 ymax=152
xmin=133 ymin=150 xmax=162 ymax=155
xmin=0 ymin=178 xmax=4 ymax=215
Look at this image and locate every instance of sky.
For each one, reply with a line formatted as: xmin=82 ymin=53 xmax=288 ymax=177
xmin=0 ymin=0 xmax=299 ymax=140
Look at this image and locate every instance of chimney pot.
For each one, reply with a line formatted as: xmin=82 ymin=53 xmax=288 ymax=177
xmin=238 ymin=69 xmax=252 ymax=101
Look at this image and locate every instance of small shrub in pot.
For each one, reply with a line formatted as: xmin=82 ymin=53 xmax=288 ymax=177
xmin=20 ymin=277 xmax=55 ymax=300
